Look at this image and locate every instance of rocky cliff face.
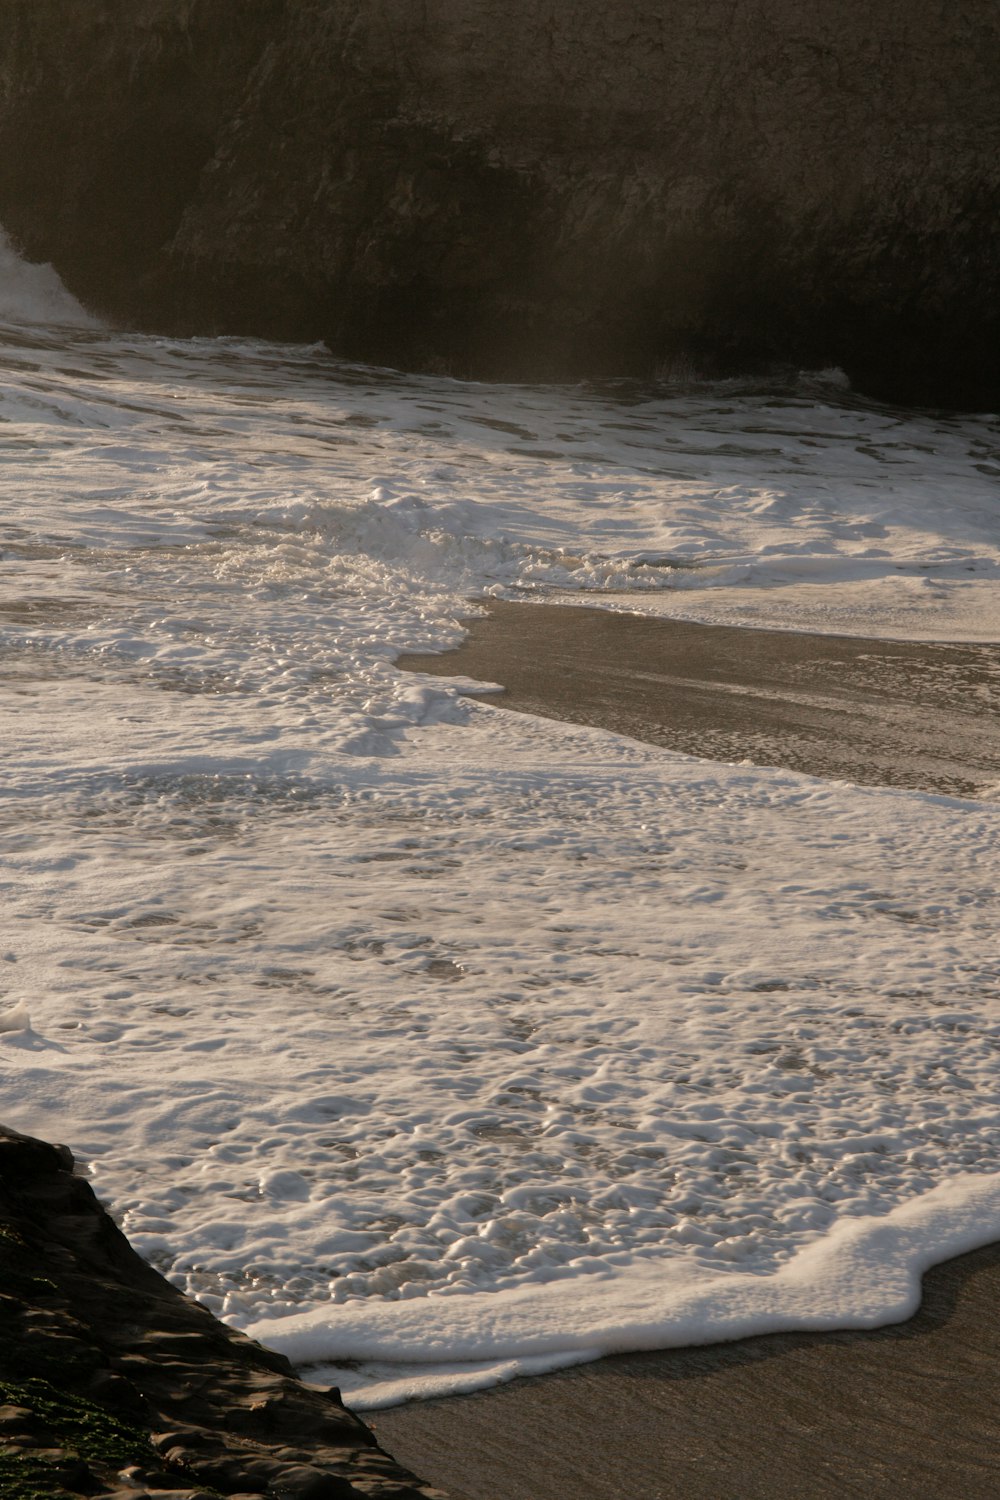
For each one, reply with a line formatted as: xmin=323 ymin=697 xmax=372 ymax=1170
xmin=1 ymin=0 xmax=997 ymax=403
xmin=0 ymin=1124 xmax=445 ymax=1498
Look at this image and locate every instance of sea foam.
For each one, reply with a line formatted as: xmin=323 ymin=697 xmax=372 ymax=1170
xmin=0 ymin=230 xmax=100 ymax=328
xmin=1 ymin=236 xmax=999 ymax=1407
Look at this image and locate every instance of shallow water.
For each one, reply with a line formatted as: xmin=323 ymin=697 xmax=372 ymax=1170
xmin=2 ymin=247 xmax=1000 ymax=1406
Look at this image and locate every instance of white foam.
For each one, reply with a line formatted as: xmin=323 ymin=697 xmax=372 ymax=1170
xmin=0 ymin=229 xmax=100 ymax=328
xmin=0 ymin=244 xmax=998 ymax=1407
xmin=0 ymin=1002 xmax=32 ymax=1034
xmin=254 ymin=1173 xmax=1000 ymax=1406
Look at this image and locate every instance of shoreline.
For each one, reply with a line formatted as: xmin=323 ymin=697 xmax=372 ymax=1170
xmin=383 ymin=599 xmax=1000 ymax=1496
xmin=373 ymin=1238 xmax=1000 ymax=1499
xmin=400 ymin=598 xmax=1000 ymax=799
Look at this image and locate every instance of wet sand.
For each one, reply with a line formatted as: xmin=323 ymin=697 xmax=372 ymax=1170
xmin=374 ymin=1241 xmax=1000 ymax=1500
xmin=399 ymin=599 xmax=1000 ymax=799
xmin=382 ymin=602 xmax=1000 ymax=1498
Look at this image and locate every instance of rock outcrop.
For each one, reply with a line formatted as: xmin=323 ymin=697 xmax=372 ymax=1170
xmin=0 ymin=0 xmax=997 ymax=404
xmin=0 ymin=1124 xmax=447 ymax=1500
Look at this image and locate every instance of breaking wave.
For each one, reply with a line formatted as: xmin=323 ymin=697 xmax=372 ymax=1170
xmin=0 ymin=227 xmax=100 ymax=328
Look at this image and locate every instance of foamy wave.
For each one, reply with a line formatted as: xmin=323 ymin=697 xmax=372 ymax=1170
xmin=248 ymin=1174 xmax=1000 ymax=1407
xmin=260 ymin=491 xmax=679 ymax=598
xmin=0 ymin=228 xmax=100 ymax=328
xmin=3 ymin=320 xmax=1000 ymax=1415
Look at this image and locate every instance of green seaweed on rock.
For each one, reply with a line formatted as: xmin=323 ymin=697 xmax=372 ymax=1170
xmin=0 ymin=1450 xmax=92 ymax=1500
xmin=0 ymin=1377 xmax=157 ymax=1497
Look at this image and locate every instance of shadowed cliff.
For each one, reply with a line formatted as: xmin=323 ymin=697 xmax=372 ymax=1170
xmin=0 ymin=0 xmax=997 ymax=404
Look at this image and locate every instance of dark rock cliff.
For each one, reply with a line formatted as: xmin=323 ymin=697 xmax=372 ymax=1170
xmin=1 ymin=0 xmax=997 ymax=403
xmin=0 ymin=1123 xmax=447 ymax=1499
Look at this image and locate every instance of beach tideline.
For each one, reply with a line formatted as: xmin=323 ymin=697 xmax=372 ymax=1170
xmin=375 ymin=1238 xmax=1000 ymax=1499
xmin=385 ymin=603 xmax=1000 ymax=1497
xmin=400 ymin=598 xmax=1000 ymax=800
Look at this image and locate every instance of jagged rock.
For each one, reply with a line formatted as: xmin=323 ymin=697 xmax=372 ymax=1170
xmin=0 ymin=1124 xmax=448 ymax=1500
xmin=0 ymin=0 xmax=998 ymax=404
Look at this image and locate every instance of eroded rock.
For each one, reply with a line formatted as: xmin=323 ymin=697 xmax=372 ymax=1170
xmin=0 ymin=1124 xmax=447 ymax=1500
xmin=0 ymin=0 xmax=997 ymax=403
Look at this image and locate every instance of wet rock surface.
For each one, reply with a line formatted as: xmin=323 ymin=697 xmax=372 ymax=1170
xmin=0 ymin=1125 xmax=448 ymax=1500
xmin=0 ymin=1 xmax=998 ymax=404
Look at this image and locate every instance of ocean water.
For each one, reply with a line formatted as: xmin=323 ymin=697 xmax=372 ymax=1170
xmin=3 ymin=238 xmax=1000 ymax=1408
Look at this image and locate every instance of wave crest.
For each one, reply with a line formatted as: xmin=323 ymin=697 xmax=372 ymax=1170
xmin=0 ymin=228 xmax=100 ymax=328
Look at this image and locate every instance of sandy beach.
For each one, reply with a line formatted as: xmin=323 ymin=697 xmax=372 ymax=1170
xmin=374 ymin=1240 xmax=1000 ymax=1499
xmin=400 ymin=598 xmax=1000 ymax=800
xmin=384 ymin=600 xmax=1000 ymax=1498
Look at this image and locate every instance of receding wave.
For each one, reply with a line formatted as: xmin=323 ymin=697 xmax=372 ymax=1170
xmin=2 ymin=231 xmax=999 ymax=1410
